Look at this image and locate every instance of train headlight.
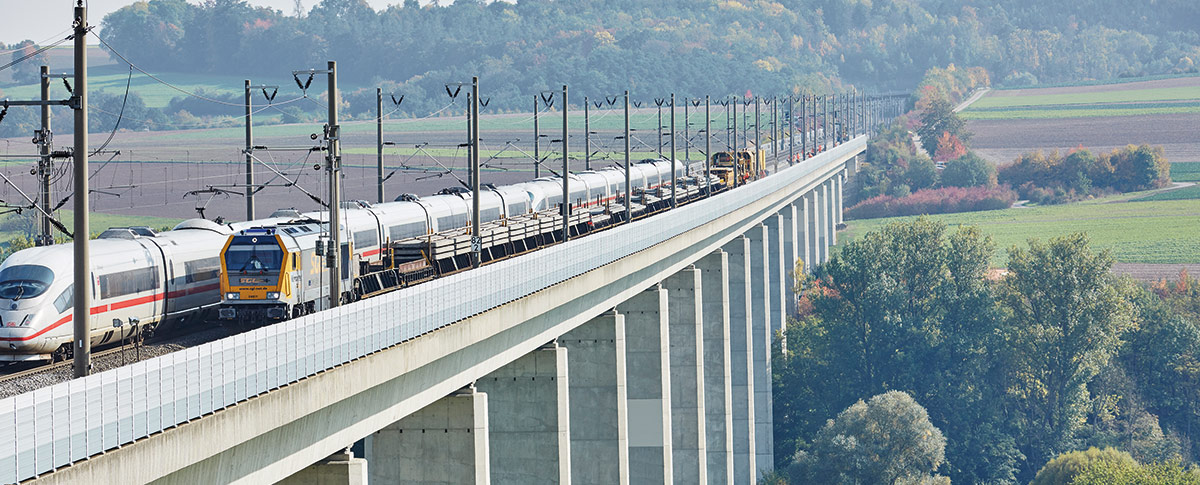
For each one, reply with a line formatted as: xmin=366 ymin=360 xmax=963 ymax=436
xmin=225 ymin=292 xmax=240 ymax=300
xmin=266 ymin=292 xmax=280 ymax=300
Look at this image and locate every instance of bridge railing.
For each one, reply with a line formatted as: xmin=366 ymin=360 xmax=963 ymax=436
xmin=0 ymin=137 xmax=865 ymax=483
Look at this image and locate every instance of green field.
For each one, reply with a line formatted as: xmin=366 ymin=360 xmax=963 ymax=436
xmin=1173 ymin=162 xmax=1200 ymax=182
xmin=0 ymin=211 xmax=183 ymax=247
xmin=1131 ymin=184 xmax=1200 ymax=201
xmin=970 ymin=86 xmax=1200 ymax=109
xmin=840 ymin=193 xmax=1200 ymax=267
xmin=961 ymin=79 xmax=1200 ymax=120
xmin=0 ymin=64 xmax=251 ymax=109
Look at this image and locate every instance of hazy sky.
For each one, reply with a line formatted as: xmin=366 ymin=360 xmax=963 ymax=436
xmin=0 ymin=0 xmax=403 ymax=46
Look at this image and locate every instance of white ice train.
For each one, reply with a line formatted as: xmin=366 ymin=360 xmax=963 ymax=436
xmin=0 ymin=158 xmax=693 ymax=361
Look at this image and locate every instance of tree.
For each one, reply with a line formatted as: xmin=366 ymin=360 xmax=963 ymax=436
xmin=8 ymin=40 xmax=48 ymax=84
xmin=1001 ymin=234 xmax=1136 ymax=471
xmin=904 ymin=156 xmax=939 ymax=191
xmin=795 ymin=391 xmax=948 ymax=484
xmin=1071 ymin=459 xmax=1200 ymax=485
xmin=917 ymin=97 xmax=969 ymax=157
xmin=941 ymin=152 xmax=996 ymax=188
xmin=1031 ymin=447 xmax=1138 ymax=485
xmin=932 ymin=131 xmax=967 ymax=162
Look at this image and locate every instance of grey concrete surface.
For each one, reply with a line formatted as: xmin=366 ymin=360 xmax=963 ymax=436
xmin=477 ymin=344 xmax=571 ymax=485
xmin=747 ymin=223 xmax=774 ymax=480
xmin=617 ymin=288 xmax=673 ymax=485
xmin=367 ymin=387 xmax=490 ymax=484
xmin=562 ymin=311 xmax=630 ymax=485
xmin=697 ymin=251 xmax=735 ymax=484
xmin=765 ymin=213 xmax=785 ymax=335
xmin=721 ymin=236 xmax=756 ymax=485
xmin=276 ymin=452 xmax=367 ymax=485
xmin=664 ymin=267 xmax=707 ymax=485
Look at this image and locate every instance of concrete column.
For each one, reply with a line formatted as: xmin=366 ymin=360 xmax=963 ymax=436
xmin=697 ymin=251 xmax=735 ymax=484
xmin=616 ymin=287 xmax=673 ymax=484
xmin=664 ymin=267 xmax=706 ymax=485
xmin=368 ymin=386 xmax=490 ymax=484
xmin=561 ymin=311 xmax=629 ymax=485
xmin=720 ymin=236 xmax=756 ymax=484
xmin=836 ymin=171 xmax=846 ymax=225
xmin=278 ymin=450 xmax=368 ymax=485
xmin=832 ymin=174 xmax=843 ymax=245
xmin=806 ymin=191 xmax=820 ymax=271
xmin=798 ymin=196 xmax=811 ymax=275
xmin=477 ymin=344 xmax=570 ymax=485
xmin=764 ymin=213 xmax=785 ymax=335
xmin=780 ymin=204 xmax=799 ymax=292
xmin=818 ymin=180 xmax=830 ymax=264
xmin=746 ymin=224 xmax=774 ymax=479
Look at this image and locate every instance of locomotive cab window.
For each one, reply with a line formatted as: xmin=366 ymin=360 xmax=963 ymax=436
xmin=0 ymin=264 xmax=55 ymax=300
xmin=225 ymin=237 xmax=285 ymax=274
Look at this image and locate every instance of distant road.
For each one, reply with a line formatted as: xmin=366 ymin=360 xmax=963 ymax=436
xmin=954 ymin=88 xmax=990 ymax=113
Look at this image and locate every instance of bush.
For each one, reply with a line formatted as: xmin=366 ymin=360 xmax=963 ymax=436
xmin=1031 ymin=447 xmax=1138 ymax=485
xmin=999 ymin=145 xmax=1170 ymax=199
xmin=844 ymin=185 xmax=1017 ymax=219
xmin=941 ymin=152 xmax=996 ymax=188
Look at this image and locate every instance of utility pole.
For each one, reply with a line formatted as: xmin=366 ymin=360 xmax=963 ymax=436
xmin=470 ymin=77 xmax=481 ymax=268
xmin=771 ymin=96 xmax=778 ymax=174
xmin=754 ymin=96 xmax=760 ymax=180
xmin=704 ymin=95 xmax=711 ymax=198
xmin=656 ymin=99 xmax=663 ymax=158
xmin=624 ymin=90 xmax=631 ymax=223
xmin=732 ymin=95 xmax=739 ymax=186
xmin=244 ymin=80 xmax=255 ymax=220
xmin=325 ymin=61 xmax=341 ymax=309
xmin=533 ymin=95 xmax=540 ymax=178
xmin=584 ymin=96 xmax=590 ymax=171
xmin=72 ymin=0 xmax=90 ymax=378
xmin=37 ymin=65 xmax=52 ymax=246
xmin=684 ymin=98 xmax=689 ymax=163
xmin=561 ymin=85 xmax=569 ymax=243
xmin=800 ymin=95 xmax=806 ymax=160
xmin=670 ymin=93 xmax=676 ymax=208
xmin=465 ymin=92 xmax=472 ymax=187
xmin=788 ymin=95 xmax=794 ymax=165
xmin=376 ymin=87 xmax=384 ymax=203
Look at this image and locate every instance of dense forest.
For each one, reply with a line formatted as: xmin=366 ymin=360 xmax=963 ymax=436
xmin=88 ymin=0 xmax=1200 ymax=118
xmin=772 ymin=219 xmax=1200 ymax=483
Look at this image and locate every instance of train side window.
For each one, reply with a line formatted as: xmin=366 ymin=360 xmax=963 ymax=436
xmin=292 ymin=255 xmax=297 ymax=270
xmin=99 ymin=266 xmax=160 ymax=299
xmin=353 ymin=230 xmax=378 ymax=249
xmin=53 ymin=285 xmax=73 ymax=314
xmin=184 ymin=257 xmax=220 ymax=283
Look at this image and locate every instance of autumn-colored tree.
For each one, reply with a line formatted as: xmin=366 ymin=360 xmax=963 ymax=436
xmin=933 ymin=131 xmax=967 ymax=161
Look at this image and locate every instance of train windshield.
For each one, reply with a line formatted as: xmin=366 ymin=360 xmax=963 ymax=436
xmin=225 ymin=239 xmax=284 ymax=274
xmin=0 ymin=265 xmax=54 ymax=300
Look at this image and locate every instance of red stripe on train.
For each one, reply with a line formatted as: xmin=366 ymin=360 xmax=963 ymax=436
xmin=1 ymin=282 xmax=222 ymax=341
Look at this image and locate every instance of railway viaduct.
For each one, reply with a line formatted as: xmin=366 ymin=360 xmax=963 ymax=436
xmin=5 ymin=137 xmax=865 ymax=485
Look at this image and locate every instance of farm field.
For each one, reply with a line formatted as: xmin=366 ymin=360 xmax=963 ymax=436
xmin=966 ymin=77 xmax=1200 ymax=166
xmin=839 ymin=192 xmax=1200 ymax=267
xmin=0 ymin=210 xmax=183 ymax=249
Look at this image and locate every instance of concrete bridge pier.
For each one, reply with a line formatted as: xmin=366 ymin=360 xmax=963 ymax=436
xmin=562 ymin=311 xmax=629 ymax=485
xmin=366 ymin=385 xmax=490 ymax=484
xmin=722 ymin=236 xmax=756 ymax=484
xmin=818 ymin=180 xmax=831 ymax=264
xmin=805 ymin=192 xmax=820 ymax=271
xmin=697 ymin=251 xmax=734 ymax=484
xmin=664 ymin=267 xmax=707 ymax=484
xmin=746 ymin=224 xmax=774 ymax=479
xmin=476 ymin=343 xmax=571 ymax=485
xmin=765 ymin=213 xmax=786 ymax=336
xmin=617 ymin=287 xmax=673 ymax=484
xmin=797 ymin=195 xmax=811 ymax=275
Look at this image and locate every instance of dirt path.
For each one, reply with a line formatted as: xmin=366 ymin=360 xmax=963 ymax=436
xmin=954 ymin=88 xmax=990 ymax=112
